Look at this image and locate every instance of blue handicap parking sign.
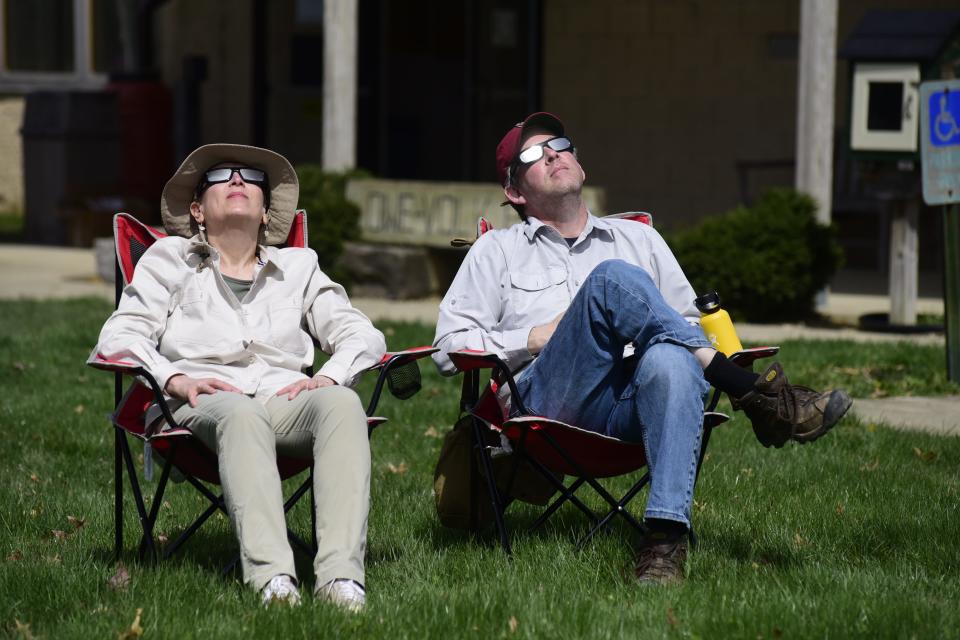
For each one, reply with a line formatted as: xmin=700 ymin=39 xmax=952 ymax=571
xmin=930 ymin=89 xmax=960 ymax=147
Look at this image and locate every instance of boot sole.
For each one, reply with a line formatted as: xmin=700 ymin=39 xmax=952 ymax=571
xmin=793 ymin=390 xmax=853 ymax=444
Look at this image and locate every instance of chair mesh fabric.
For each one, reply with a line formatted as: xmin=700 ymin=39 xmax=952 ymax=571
xmin=387 ymin=361 xmax=421 ymax=400
xmin=129 ymin=236 xmax=148 ymax=271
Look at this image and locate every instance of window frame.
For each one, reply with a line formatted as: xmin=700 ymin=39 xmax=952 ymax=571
xmin=0 ymin=0 xmax=108 ymax=92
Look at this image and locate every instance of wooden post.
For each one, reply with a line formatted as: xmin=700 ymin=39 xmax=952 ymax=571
xmin=945 ymin=204 xmax=960 ymax=383
xmin=795 ymin=0 xmax=837 ymax=225
xmin=323 ymin=0 xmax=358 ymax=171
xmin=795 ymin=0 xmax=837 ymax=312
xmin=889 ymin=198 xmax=919 ymax=325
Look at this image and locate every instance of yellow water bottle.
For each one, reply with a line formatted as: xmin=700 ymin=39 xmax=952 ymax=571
xmin=695 ymin=291 xmax=743 ymax=356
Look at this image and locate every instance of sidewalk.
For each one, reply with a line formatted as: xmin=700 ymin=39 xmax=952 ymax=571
xmin=2 ymin=243 xmax=956 ymax=437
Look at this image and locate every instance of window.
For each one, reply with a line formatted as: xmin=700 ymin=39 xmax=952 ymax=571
xmin=5 ymin=0 xmax=74 ymax=72
xmin=0 ymin=0 xmax=122 ymax=91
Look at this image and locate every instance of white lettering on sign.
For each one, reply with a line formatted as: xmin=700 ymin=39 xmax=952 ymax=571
xmin=346 ymin=179 xmax=605 ymax=247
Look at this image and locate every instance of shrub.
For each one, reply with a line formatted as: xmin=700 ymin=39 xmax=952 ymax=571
xmin=294 ymin=165 xmax=368 ymax=285
xmin=665 ymin=189 xmax=843 ymax=322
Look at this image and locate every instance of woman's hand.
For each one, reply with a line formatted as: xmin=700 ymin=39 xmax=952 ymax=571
xmin=164 ymin=374 xmax=241 ymax=407
xmin=275 ymin=375 xmax=337 ymax=401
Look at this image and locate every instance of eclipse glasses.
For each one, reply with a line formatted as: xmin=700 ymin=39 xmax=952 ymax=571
xmin=201 ymin=167 xmax=267 ymax=187
xmin=509 ymin=136 xmax=575 ymax=185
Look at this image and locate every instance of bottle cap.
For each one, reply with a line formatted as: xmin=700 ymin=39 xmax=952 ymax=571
xmin=694 ymin=291 xmax=721 ymax=313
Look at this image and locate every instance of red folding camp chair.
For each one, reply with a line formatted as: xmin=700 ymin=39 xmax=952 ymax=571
xmin=89 ymin=212 xmax=438 ymax=571
xmin=447 ymin=213 xmax=778 ymax=555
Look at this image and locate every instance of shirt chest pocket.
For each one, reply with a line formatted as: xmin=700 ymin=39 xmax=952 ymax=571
xmin=266 ymin=295 xmax=305 ymax=352
xmin=164 ymin=289 xmax=234 ymax=351
xmin=508 ymin=266 xmax=567 ymax=317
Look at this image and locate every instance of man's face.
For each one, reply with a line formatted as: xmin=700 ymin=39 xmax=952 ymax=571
xmin=509 ymin=132 xmax=585 ymax=206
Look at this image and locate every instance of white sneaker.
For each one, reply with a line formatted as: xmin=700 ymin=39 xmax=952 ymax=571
xmin=261 ymin=574 xmax=301 ymax=607
xmin=316 ymin=579 xmax=365 ymax=612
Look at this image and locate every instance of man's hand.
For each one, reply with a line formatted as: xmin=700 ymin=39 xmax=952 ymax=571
xmin=275 ymin=375 xmax=337 ymax=401
xmin=164 ymin=374 xmax=242 ymax=407
xmin=527 ymin=312 xmax=565 ymax=355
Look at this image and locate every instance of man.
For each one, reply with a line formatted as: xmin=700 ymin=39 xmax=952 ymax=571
xmin=432 ymin=113 xmax=852 ymax=584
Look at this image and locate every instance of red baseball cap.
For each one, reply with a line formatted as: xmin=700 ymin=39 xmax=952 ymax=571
xmin=495 ymin=112 xmax=565 ymax=186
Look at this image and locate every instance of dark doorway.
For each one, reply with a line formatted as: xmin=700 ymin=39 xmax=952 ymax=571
xmin=357 ymin=0 xmax=541 ymax=183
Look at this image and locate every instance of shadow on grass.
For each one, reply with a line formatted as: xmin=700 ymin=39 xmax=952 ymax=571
xmin=412 ymin=501 xmax=647 ymax=556
xmin=704 ymin=528 xmax=804 ymax=569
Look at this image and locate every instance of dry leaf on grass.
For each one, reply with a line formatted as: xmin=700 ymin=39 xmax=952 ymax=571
xmin=74 ymin=404 xmax=85 ymax=414
xmin=29 ymin=474 xmax=39 ymax=483
xmin=423 ymin=426 xmax=442 ymax=438
xmin=666 ymin=606 xmax=679 ymax=629
xmin=108 ymin=564 xmax=132 ymax=591
xmin=6 ymin=550 xmax=23 ymax=562
xmin=117 ymin=608 xmax=144 ymax=640
xmin=793 ymin=532 xmax=808 ymax=548
xmin=12 ymin=362 xmax=26 ymax=372
xmin=835 ymin=503 xmax=845 ymax=516
xmin=51 ymin=529 xmax=68 ymax=541
xmin=859 ymin=459 xmax=879 ymax=472
xmin=913 ymin=447 xmax=938 ymax=462
xmin=67 ymin=515 xmax=86 ymax=529
xmin=387 ymin=462 xmax=409 ymax=475
xmin=508 ymin=616 xmax=518 ymax=633
xmin=13 ymin=619 xmax=34 ymax=639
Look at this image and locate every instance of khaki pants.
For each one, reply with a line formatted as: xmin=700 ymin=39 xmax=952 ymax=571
xmin=172 ymin=385 xmax=370 ymax=592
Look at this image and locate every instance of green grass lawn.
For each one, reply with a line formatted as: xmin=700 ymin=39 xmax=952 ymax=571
xmin=1 ymin=298 xmax=959 ymax=638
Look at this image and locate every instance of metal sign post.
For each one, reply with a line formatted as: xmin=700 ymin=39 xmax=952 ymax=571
xmin=920 ymin=80 xmax=960 ymax=383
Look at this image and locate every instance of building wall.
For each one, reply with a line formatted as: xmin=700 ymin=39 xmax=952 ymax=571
xmin=0 ymin=97 xmax=24 ymax=213
xmin=541 ymin=0 xmax=960 ymax=232
xmin=155 ymin=0 xmax=255 ymax=151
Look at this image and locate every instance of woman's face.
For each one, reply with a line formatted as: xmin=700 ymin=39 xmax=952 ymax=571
xmin=189 ymin=163 xmax=268 ymax=236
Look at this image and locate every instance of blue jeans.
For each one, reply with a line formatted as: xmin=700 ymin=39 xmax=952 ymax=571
xmin=515 ymin=259 xmax=712 ymax=527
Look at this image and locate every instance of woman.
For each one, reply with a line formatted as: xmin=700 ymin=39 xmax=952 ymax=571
xmin=92 ymin=144 xmax=385 ymax=610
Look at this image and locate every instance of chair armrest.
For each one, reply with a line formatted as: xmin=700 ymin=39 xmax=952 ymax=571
xmin=729 ymin=346 xmax=780 ymax=368
xmin=363 ymin=346 xmax=440 ymax=416
xmin=448 ymin=349 xmax=507 ymax=372
xmin=447 ymin=349 xmax=534 ymax=415
xmin=88 ymin=353 xmax=181 ymax=437
xmin=368 ymin=346 xmax=439 ymax=371
xmin=87 ymin=354 xmax=144 ymax=374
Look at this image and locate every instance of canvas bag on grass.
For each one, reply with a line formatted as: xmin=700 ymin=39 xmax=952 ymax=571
xmin=433 ymin=415 xmax=561 ymax=531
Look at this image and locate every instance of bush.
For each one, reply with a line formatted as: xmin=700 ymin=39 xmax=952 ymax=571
xmin=665 ymin=189 xmax=843 ymax=322
xmin=294 ymin=165 xmax=368 ymax=285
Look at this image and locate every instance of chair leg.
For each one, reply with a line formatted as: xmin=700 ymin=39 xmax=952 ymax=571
xmin=114 ymin=428 xmax=124 ymax=561
xmin=137 ymin=452 xmax=176 ymax=559
xmin=166 ymin=501 xmax=221 ymax=561
xmin=528 ymin=477 xmax=587 ymax=531
xmin=118 ymin=431 xmax=157 ymax=560
xmin=310 ymin=465 xmax=318 ymax=552
xmin=522 ymin=451 xmax=600 ymax=529
xmin=470 ymin=417 xmax=512 ymax=556
xmin=575 ymin=475 xmax=649 ymax=550
xmin=530 ymin=429 xmax=649 ymax=548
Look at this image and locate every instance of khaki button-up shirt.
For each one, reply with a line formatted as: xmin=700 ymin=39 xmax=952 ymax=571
xmin=91 ymin=235 xmax=386 ymax=413
xmin=432 ymin=213 xmax=700 ymax=375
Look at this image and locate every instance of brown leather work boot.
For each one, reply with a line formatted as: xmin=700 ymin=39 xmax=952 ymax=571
xmin=737 ymin=362 xmax=852 ymax=448
xmin=633 ymin=535 xmax=687 ymax=585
